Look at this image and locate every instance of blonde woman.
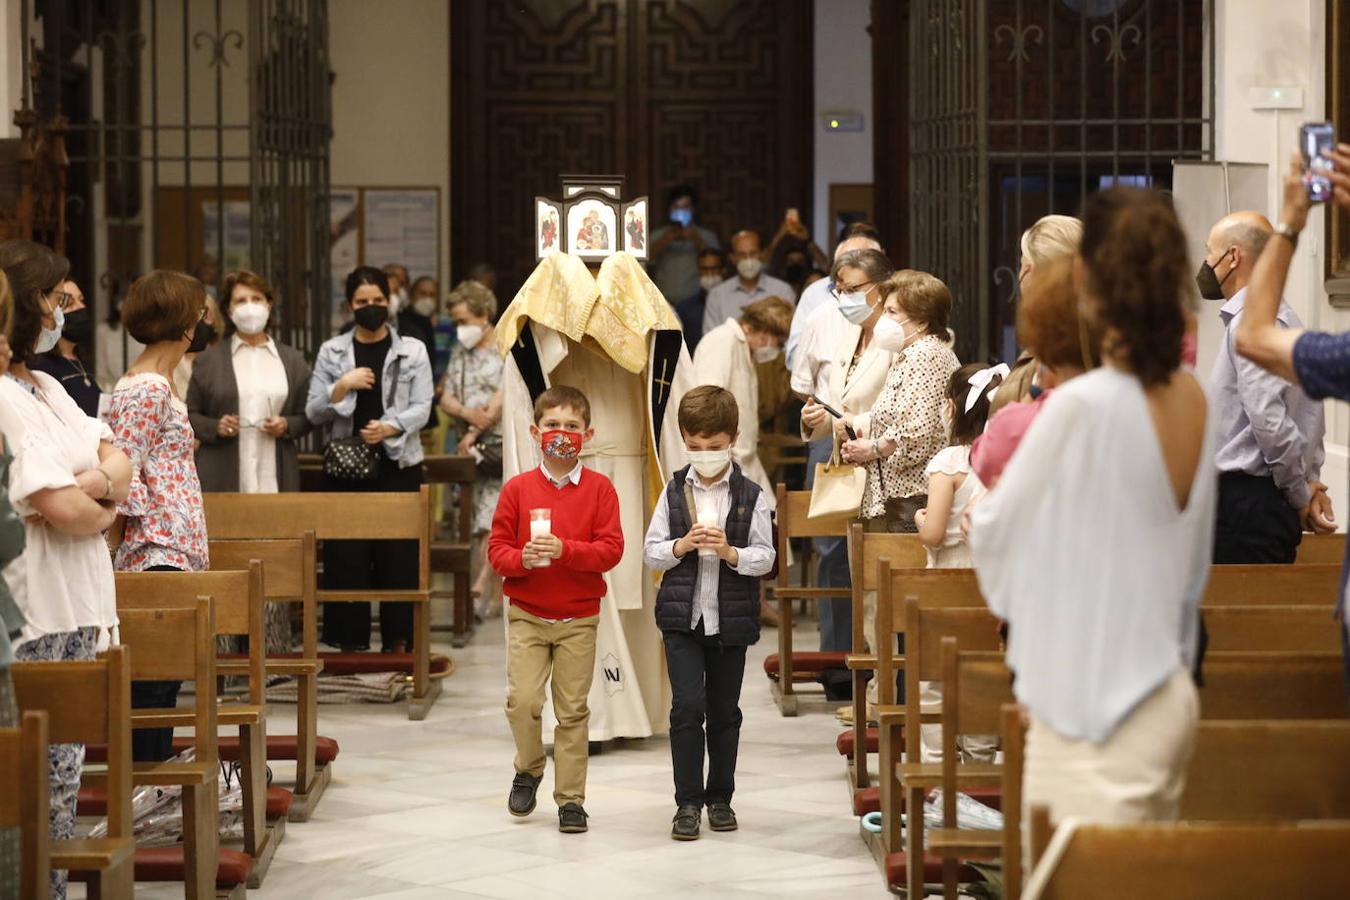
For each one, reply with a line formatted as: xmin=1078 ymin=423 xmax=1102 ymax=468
xmin=989 ymin=215 xmax=1084 ymax=415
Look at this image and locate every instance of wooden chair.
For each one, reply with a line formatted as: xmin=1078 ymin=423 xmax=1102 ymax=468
xmin=842 ymin=526 xmax=927 ymax=792
xmin=1295 ymin=531 xmax=1345 ymax=564
xmin=763 ymin=486 xmax=852 ymax=715
xmin=422 ymin=454 xmax=477 ymax=648
xmin=209 ymin=535 xmax=335 ymax=821
xmin=115 ymin=565 xmax=284 ymax=886
xmin=0 ymin=710 xmax=50 ymax=898
xmin=1201 ymin=564 xmax=1340 ymax=605
xmin=931 ymin=639 xmax=1014 ymax=899
xmin=1023 ymin=817 xmax=1350 ymax=899
xmin=114 ymin=599 xmax=238 ymax=899
xmin=11 ymin=647 xmax=134 ymax=899
xmin=203 ymin=487 xmax=442 ymax=719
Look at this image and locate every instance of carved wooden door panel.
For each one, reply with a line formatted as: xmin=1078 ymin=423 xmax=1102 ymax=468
xmin=452 ymin=0 xmax=813 ymax=300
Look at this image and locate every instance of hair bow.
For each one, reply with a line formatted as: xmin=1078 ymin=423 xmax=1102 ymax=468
xmin=965 ymin=363 xmax=1011 ymax=413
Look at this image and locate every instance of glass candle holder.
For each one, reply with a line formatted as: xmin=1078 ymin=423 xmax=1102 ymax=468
xmin=529 ymin=508 xmax=552 ymax=567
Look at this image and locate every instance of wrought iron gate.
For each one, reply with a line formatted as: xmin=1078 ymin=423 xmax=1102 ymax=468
xmin=21 ymin=0 xmax=332 ymax=355
xmin=909 ymin=0 xmax=987 ymax=362
xmin=909 ymin=0 xmax=1214 ymax=363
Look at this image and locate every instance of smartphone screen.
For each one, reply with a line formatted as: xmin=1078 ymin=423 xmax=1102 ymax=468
xmin=1301 ymin=122 xmax=1335 ymax=203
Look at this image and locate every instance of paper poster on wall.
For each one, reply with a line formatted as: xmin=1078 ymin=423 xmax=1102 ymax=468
xmin=329 ymin=189 xmax=360 ymax=326
xmin=362 ymin=189 xmax=439 ymax=285
xmin=202 ymin=201 xmax=251 ymax=271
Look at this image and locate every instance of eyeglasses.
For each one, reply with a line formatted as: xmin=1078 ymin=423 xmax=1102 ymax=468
xmin=829 ymin=280 xmax=874 ymax=301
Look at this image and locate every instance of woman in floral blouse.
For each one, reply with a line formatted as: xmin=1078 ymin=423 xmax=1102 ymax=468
xmin=840 ymin=270 xmax=960 ymax=531
xmin=438 ymin=286 xmax=504 ymax=618
xmin=108 ymin=270 xmax=213 ymax=761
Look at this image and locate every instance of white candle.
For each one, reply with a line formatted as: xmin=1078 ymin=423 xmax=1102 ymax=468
xmin=696 ymin=506 xmax=719 ymax=558
xmin=529 ymin=508 xmax=552 ymax=567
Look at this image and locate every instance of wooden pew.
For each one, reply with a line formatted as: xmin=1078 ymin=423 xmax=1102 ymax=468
xmin=763 ymin=486 xmax=852 ymax=716
xmin=11 ymin=647 xmax=134 ymax=899
xmin=203 ymin=487 xmax=442 ymax=719
xmin=843 ymin=527 xmax=927 ymax=792
xmin=1202 ymin=605 xmax=1343 ymax=652
xmin=114 ymin=599 xmax=238 ymax=899
xmin=1202 ymin=564 xmax=1340 ymax=605
xmin=208 ymin=535 xmax=335 ymax=821
xmin=1023 ymin=819 xmax=1350 ymax=899
xmin=114 ymin=565 xmax=284 ymax=887
xmin=422 ymin=455 xmax=476 ymax=647
xmin=1295 ymin=531 xmax=1345 ymax=565
xmin=0 ymin=710 xmax=50 ymax=898
xmin=1004 ymin=665 xmax=1350 ymax=899
xmin=891 ymin=597 xmax=1002 ymax=899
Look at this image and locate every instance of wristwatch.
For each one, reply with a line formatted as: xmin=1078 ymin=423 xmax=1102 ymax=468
xmin=1274 ymin=222 xmax=1300 ymax=248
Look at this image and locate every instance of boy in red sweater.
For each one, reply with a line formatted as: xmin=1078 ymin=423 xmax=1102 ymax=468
xmin=488 ymin=385 xmax=623 ymax=834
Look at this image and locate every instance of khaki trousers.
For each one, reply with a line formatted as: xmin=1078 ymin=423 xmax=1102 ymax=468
xmin=505 ymin=604 xmax=599 ymax=806
xmin=1022 ymin=668 xmax=1198 ymax=865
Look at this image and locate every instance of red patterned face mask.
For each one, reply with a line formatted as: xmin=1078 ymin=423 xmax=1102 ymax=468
xmin=540 ymin=429 xmax=583 ymax=460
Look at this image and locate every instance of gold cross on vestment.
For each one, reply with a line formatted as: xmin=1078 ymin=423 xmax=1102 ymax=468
xmin=654 ymin=357 xmax=673 ymax=404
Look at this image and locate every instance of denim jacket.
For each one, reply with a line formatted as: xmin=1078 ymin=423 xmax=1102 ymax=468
xmin=305 ymin=329 xmax=433 ymax=467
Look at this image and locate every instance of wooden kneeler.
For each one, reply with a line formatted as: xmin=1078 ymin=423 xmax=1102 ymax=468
xmin=116 ymin=565 xmax=284 ymax=887
xmin=204 ymin=487 xmax=440 ymax=720
xmin=116 ymin=600 xmax=236 ymax=899
xmin=0 ymin=710 xmax=51 ymax=898
xmin=209 ymin=535 xmax=334 ymax=821
xmin=11 ymin=647 xmax=134 ymax=899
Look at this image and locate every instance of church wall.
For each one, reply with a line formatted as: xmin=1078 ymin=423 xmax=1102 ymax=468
xmin=812 ymin=0 xmax=873 ymax=252
xmin=329 ymin=0 xmax=450 ymax=287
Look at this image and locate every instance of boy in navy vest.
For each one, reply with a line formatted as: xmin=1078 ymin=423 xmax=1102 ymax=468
xmin=642 ymin=385 xmax=776 ymax=840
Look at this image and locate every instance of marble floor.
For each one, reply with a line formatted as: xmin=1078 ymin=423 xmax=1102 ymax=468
xmin=98 ymin=622 xmax=895 ymax=899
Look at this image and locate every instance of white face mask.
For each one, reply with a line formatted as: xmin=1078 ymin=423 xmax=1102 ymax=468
xmin=735 ymin=257 xmax=764 ymax=280
xmin=35 ymin=301 xmax=63 ymax=355
xmin=412 ymin=297 xmax=437 ymax=318
xmin=836 ymin=290 xmax=875 ymax=325
xmin=873 ymin=315 xmax=912 ymax=353
xmin=699 ymin=274 xmax=723 ymax=292
xmin=387 ymin=293 xmax=402 ymax=317
xmin=456 ymin=323 xmax=485 ymax=348
xmin=229 ymin=301 xmax=270 ymax=336
xmin=687 ymin=449 xmax=732 ymax=478
xmin=753 ymin=344 xmax=781 ymax=364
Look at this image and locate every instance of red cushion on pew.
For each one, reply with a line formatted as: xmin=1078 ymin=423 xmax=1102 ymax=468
xmin=885 ymin=852 xmax=983 ymax=888
xmin=835 ymin=727 xmax=880 ymax=756
xmin=131 ymin=847 xmax=253 ymax=888
xmin=85 ymin=735 xmax=341 ymax=766
xmin=854 ymin=787 xmax=881 ymax=816
xmin=77 ymin=786 xmax=293 ymax=821
xmin=762 ymin=652 xmax=848 ymax=679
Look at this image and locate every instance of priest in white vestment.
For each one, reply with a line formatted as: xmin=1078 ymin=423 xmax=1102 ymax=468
xmin=497 ymin=252 xmax=694 ymax=740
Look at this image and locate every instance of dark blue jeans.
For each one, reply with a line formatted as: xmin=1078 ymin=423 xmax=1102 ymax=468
xmin=665 ymin=620 xmax=747 ymax=808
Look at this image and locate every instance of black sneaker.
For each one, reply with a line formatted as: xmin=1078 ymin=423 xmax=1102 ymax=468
xmin=708 ymin=802 xmax=738 ymax=832
xmin=671 ymin=804 xmax=701 ymax=841
xmin=507 ymin=772 xmax=542 ymax=817
xmin=558 ymin=802 xmax=589 ymax=833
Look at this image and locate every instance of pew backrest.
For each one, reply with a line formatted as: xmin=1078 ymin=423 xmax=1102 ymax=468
xmin=1202 ymin=565 xmax=1340 ymax=606
xmin=1199 ymin=652 xmax=1347 ymax=720
xmin=116 ymin=598 xmax=218 ymax=763
xmin=1179 ymin=720 xmax=1350 ymax=820
xmin=10 ymin=645 xmax=133 ymax=839
xmin=1295 ymin=532 xmax=1345 ymax=565
xmin=1203 ymin=605 xmax=1342 ymax=653
xmin=209 ymin=534 xmax=318 ymax=656
xmin=0 ymin=710 xmax=49 ymax=898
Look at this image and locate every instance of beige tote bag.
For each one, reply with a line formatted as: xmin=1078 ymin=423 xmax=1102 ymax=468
xmin=807 ymin=450 xmax=867 ymax=521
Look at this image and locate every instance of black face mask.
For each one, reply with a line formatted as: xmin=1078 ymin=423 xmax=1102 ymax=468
xmin=61 ymin=308 xmax=94 ymax=344
xmin=185 ymin=320 xmax=214 ymax=354
xmin=1195 ymin=248 xmax=1234 ymax=301
xmin=352 ymin=303 xmax=389 ymax=332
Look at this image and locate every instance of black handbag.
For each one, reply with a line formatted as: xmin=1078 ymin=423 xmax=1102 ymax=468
xmin=322 ymin=355 xmax=401 ymax=481
xmin=455 ymin=355 xmax=503 ymax=478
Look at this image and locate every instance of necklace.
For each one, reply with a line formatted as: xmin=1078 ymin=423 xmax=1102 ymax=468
xmin=69 ymin=354 xmax=91 ymax=387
